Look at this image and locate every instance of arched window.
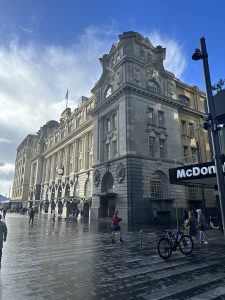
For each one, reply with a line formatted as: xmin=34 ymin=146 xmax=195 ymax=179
xmin=51 ymin=187 xmax=55 ymax=200
xmin=105 ymin=87 xmax=112 ymax=98
xmin=57 ymin=186 xmax=62 ymax=199
xmin=150 ymin=172 xmax=168 ymax=198
xmin=101 ymin=172 xmax=114 ymax=193
xmin=146 ymin=80 xmax=160 ymax=94
xmin=65 ymin=183 xmax=70 ymax=199
xmin=178 ymin=95 xmax=190 ymax=107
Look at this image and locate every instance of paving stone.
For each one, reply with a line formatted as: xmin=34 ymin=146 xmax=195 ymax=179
xmin=0 ymin=214 xmax=225 ymax=299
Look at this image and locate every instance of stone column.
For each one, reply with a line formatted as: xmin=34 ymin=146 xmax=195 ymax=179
xmin=83 ymin=134 xmax=88 ymax=170
xmin=45 ymin=158 xmax=49 ymax=182
xmin=65 ymin=146 xmax=69 ymax=176
xmin=72 ymin=141 xmax=76 ymax=172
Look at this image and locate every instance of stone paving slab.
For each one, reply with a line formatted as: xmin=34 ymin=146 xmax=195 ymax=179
xmin=0 ymin=214 xmax=225 ymax=299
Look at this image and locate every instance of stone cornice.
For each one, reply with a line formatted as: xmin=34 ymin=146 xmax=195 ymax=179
xmin=175 ymin=79 xmax=206 ymax=96
xmin=91 ymin=83 xmax=204 ymax=117
xmin=91 ymin=83 xmax=178 ymax=115
xmin=92 ymin=154 xmax=179 ymax=169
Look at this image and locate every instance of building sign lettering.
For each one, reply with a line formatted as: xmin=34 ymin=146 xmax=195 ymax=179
xmin=169 ymin=161 xmax=225 ymax=184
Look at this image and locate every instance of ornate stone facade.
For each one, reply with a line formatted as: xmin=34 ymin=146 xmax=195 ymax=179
xmin=12 ymin=31 xmax=215 ymax=223
xmin=12 ymin=134 xmax=38 ymax=202
xmin=90 ymin=31 xmax=213 ymax=223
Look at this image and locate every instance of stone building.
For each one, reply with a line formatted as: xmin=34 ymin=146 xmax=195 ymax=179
xmin=90 ymin=31 xmax=212 ymax=224
xmin=29 ymin=97 xmax=94 ymax=217
xmin=12 ymin=134 xmax=38 ymax=202
xmin=29 ymin=120 xmax=59 ymax=208
xmin=12 ymin=31 xmax=216 ymax=223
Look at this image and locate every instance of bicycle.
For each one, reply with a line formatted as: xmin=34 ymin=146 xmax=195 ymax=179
xmin=157 ymin=227 xmax=194 ymax=260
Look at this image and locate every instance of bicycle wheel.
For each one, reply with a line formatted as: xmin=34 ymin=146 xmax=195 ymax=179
xmin=179 ymin=235 xmax=194 ymax=255
xmin=157 ymin=237 xmax=172 ymax=260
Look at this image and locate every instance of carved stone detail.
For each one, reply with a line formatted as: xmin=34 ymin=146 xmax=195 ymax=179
xmin=116 ymin=163 xmax=125 ymax=183
xmin=117 ymin=68 xmax=123 ymax=86
xmin=93 ymin=169 xmax=100 ymax=187
xmin=133 ymin=68 xmax=141 ymax=83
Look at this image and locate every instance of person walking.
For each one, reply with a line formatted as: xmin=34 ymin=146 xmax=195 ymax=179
xmin=0 ymin=214 xmax=7 ymax=267
xmin=2 ymin=207 xmax=7 ymax=219
xmin=196 ymin=209 xmax=208 ymax=244
xmin=181 ymin=209 xmax=188 ymax=223
xmin=186 ymin=210 xmax=199 ymax=241
xmin=111 ymin=210 xmax=123 ymax=243
xmin=152 ymin=208 xmax=158 ymax=224
xmin=29 ymin=207 xmax=35 ymax=225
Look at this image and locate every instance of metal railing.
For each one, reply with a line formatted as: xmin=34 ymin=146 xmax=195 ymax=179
xmin=140 ymin=229 xmax=155 ymax=249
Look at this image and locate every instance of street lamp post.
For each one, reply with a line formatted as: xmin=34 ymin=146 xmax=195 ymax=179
xmin=192 ymin=37 xmax=225 ymax=238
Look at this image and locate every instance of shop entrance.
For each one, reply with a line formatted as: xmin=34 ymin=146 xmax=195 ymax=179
xmin=100 ymin=196 xmax=116 ymax=217
xmin=99 ymin=171 xmax=116 ymax=218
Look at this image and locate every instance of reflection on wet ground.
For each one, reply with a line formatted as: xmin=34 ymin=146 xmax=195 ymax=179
xmin=0 ymin=213 xmax=225 ymax=300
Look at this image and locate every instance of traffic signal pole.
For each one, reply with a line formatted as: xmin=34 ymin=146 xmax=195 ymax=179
xmin=199 ymin=38 xmax=225 ymax=238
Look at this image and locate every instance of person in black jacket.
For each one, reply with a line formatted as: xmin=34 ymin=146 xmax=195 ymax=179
xmin=0 ymin=214 xmax=7 ymax=267
xmin=29 ymin=207 xmax=35 ymax=225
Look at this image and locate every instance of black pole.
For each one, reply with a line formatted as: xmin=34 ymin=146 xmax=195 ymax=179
xmin=200 ymin=37 xmax=225 ymax=237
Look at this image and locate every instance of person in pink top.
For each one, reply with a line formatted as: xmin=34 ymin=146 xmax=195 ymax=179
xmin=111 ymin=210 xmax=123 ymax=243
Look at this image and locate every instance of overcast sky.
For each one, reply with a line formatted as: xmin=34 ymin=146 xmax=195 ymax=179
xmin=0 ymin=0 xmax=224 ymax=196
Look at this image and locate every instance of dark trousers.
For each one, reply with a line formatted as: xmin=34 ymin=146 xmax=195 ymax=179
xmin=29 ymin=216 xmax=34 ymax=224
xmin=153 ymin=217 xmax=158 ymax=224
xmin=0 ymin=248 xmax=2 ymax=262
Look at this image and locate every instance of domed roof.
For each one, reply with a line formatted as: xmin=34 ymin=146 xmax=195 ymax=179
xmin=45 ymin=120 xmax=59 ymax=128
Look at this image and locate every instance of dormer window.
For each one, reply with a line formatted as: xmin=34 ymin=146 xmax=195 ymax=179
xmin=146 ymin=80 xmax=160 ymax=94
xmin=178 ymin=95 xmax=190 ymax=107
xmin=105 ymin=87 xmax=112 ymax=98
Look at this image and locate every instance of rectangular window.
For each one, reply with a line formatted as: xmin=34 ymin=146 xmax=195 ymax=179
xmin=159 ymin=139 xmax=166 ymax=159
xmin=183 ymin=146 xmax=189 ymax=162
xmin=150 ymin=179 xmax=163 ymax=198
xmin=188 ymin=123 xmax=194 ymax=137
xmin=107 ymin=119 xmax=111 ymax=132
xmin=112 ymin=114 xmax=117 ymax=129
xmin=188 ymin=186 xmax=203 ymax=200
xmin=149 ymin=137 xmax=155 ymax=158
xmin=191 ymin=147 xmax=198 ymax=163
xmin=61 ymin=129 xmax=65 ymax=139
xmin=106 ymin=144 xmax=111 ymax=160
xmin=158 ymin=111 xmax=164 ymax=127
xmin=147 ymin=107 xmax=154 ymax=125
xmin=181 ymin=120 xmax=187 ymax=135
xmin=112 ymin=140 xmax=117 ymax=157
xmin=77 ymin=116 xmax=82 ymax=128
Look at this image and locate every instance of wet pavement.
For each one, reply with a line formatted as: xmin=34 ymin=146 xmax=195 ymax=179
xmin=0 ymin=213 xmax=225 ymax=300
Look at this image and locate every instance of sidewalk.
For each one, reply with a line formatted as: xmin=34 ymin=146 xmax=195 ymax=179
xmin=204 ymin=228 xmax=225 ymax=245
xmin=1 ymin=214 xmax=225 ymax=299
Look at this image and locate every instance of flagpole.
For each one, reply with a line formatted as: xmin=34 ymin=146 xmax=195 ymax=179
xmin=65 ymin=88 xmax=68 ymax=108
